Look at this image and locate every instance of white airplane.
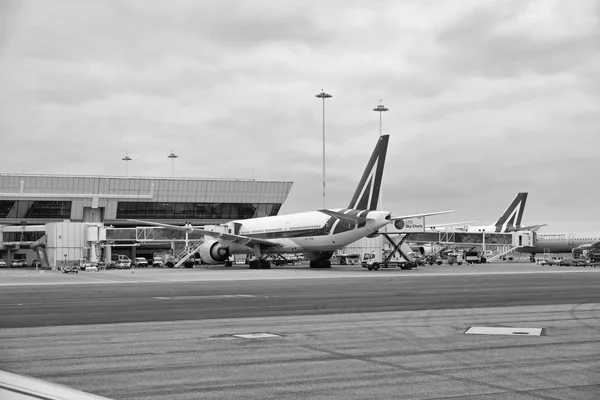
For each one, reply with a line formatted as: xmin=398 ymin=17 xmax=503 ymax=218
xmin=517 ymin=233 xmax=600 ymax=261
xmin=427 ymin=192 xmax=544 ymax=233
xmin=131 ymin=134 xmax=454 ymax=269
xmin=409 ymin=192 xmax=544 ymax=256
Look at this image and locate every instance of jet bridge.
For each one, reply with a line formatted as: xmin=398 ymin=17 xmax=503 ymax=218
xmin=344 ymin=230 xmax=533 ymax=267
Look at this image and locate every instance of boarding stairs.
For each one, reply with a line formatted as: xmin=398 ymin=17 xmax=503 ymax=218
xmin=173 ymin=239 xmax=206 ymax=268
xmin=486 ymin=245 xmax=519 ymax=262
xmin=429 ymin=245 xmax=448 ymax=259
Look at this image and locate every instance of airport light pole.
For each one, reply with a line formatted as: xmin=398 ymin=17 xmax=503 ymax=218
xmin=373 ymin=100 xmax=389 ymax=136
xmin=122 ymin=153 xmax=132 ymax=177
xmin=373 ymin=101 xmax=389 ymax=215
xmin=315 ymin=90 xmax=332 ymax=208
xmin=168 ymin=150 xmax=178 ymax=177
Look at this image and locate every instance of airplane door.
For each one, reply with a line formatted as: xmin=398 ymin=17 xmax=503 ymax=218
xmin=568 ymin=234 xmax=574 ymax=245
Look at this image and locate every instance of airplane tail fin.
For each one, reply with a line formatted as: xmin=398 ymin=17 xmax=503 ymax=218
xmin=347 ymin=134 xmax=389 ymax=211
xmin=494 ymin=192 xmax=528 ymax=232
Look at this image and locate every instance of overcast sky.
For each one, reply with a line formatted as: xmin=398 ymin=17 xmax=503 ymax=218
xmin=1 ymin=0 xmax=599 ymax=234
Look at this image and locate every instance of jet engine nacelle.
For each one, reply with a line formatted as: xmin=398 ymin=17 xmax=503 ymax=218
xmin=198 ymin=240 xmax=230 ymax=264
xmin=303 ymin=251 xmax=334 ymax=262
xmin=412 ymin=244 xmax=435 ymax=256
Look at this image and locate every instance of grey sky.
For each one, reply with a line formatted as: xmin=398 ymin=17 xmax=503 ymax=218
xmin=1 ymin=0 xmax=599 ymax=234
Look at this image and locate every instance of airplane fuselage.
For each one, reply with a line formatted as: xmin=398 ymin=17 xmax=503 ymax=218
xmin=517 ymin=233 xmax=600 ymax=254
xmin=225 ymin=209 xmax=391 ymax=255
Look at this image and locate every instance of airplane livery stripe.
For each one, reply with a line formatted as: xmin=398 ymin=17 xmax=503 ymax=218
xmin=244 ymin=227 xmax=327 ymax=239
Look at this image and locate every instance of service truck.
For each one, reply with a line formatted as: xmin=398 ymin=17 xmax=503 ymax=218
xmin=361 ymin=250 xmax=416 ymax=270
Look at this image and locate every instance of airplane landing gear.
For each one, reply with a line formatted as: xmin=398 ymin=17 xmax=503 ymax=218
xmin=309 ymin=260 xmax=331 ymax=268
xmin=249 ymin=259 xmax=271 ymax=269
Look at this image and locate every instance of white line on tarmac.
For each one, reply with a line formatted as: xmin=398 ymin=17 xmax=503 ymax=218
xmin=152 ymin=295 xmax=256 ymax=300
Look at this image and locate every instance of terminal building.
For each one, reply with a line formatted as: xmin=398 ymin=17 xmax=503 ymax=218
xmin=0 ymin=174 xmax=293 ymax=268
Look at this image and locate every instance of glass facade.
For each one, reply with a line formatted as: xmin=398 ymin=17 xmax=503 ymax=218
xmin=2 ymin=231 xmax=45 ymax=243
xmin=116 ymin=202 xmax=282 ymax=220
xmin=0 ymin=200 xmax=72 ymax=219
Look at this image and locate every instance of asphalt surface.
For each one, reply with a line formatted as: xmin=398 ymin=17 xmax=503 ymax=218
xmin=1 ymin=265 xmax=600 ymax=328
xmin=1 ymin=265 xmax=600 ymax=399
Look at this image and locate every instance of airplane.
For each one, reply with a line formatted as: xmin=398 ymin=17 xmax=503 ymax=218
xmin=408 ymin=192 xmax=544 ymax=256
xmin=428 ymin=192 xmax=545 ymax=233
xmin=131 ymin=134 xmax=454 ymax=269
xmin=516 ymin=233 xmax=600 ymax=262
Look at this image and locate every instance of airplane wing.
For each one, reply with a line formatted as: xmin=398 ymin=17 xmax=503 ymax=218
xmin=128 ymin=219 xmax=281 ymax=248
xmin=0 ymin=369 xmax=111 ymax=400
xmin=521 ymin=224 xmax=546 ymax=232
xmin=390 ymin=210 xmax=456 ymax=221
xmin=425 ymin=220 xmax=479 ymax=229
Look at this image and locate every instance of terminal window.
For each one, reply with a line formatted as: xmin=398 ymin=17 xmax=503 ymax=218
xmin=0 ymin=200 xmax=72 ymax=219
xmin=116 ymin=202 xmax=281 ymax=220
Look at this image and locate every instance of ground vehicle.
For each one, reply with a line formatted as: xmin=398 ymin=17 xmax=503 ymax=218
xmin=537 ymin=257 xmax=568 ymax=266
xmin=446 ymin=252 xmax=463 ymax=265
xmin=31 ymin=259 xmax=42 ymax=268
xmin=109 ymin=255 xmax=132 ymax=269
xmin=361 ymin=251 xmax=415 ymax=270
xmin=464 ymin=251 xmax=485 ymax=264
xmin=62 ymin=265 xmax=79 ymax=273
xmin=0 ymin=259 xmax=7 ymax=268
xmin=10 ymin=259 xmax=26 ymax=268
xmin=151 ymin=256 xmax=164 ymax=267
xmin=115 ymin=259 xmax=132 ymax=269
xmin=133 ymin=257 xmax=148 ymax=268
xmin=426 ymin=256 xmax=443 ymax=265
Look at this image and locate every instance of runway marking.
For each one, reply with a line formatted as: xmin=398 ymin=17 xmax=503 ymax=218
xmin=152 ymin=295 xmax=256 ymax=300
xmin=465 ymin=326 xmax=545 ymax=336
xmin=233 ymin=333 xmax=281 ymax=339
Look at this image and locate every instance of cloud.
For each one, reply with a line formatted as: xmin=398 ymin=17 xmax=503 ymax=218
xmin=436 ymin=0 xmax=600 ymax=78
xmin=0 ymin=0 xmax=599 ymax=234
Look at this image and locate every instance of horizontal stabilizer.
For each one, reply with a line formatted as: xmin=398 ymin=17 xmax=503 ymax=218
xmin=391 ymin=210 xmax=456 ymax=221
xmin=319 ymin=209 xmax=369 ymax=224
xmin=520 ymin=224 xmax=546 ymax=232
xmin=427 ymin=220 xmax=479 ymax=228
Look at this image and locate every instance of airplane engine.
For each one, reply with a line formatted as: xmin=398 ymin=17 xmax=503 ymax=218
xmin=413 ymin=244 xmax=435 ymax=256
xmin=198 ymin=240 xmax=230 ymax=264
